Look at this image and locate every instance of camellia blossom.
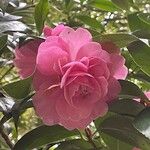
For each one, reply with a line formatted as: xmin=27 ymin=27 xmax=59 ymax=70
xmin=14 ymin=25 xmax=127 ymax=130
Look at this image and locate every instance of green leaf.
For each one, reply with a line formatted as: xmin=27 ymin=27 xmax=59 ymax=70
xmin=134 ymin=107 xmax=150 ymax=140
xmin=127 ymin=40 xmax=150 ymax=77
xmin=109 ymin=99 xmax=145 ymax=117
xmin=111 ymin=0 xmax=129 ymax=10
xmin=93 ymin=33 xmax=138 ymax=48
xmin=133 ymin=29 xmax=150 ymax=39
xmin=34 ymin=0 xmax=49 ymax=35
xmin=127 ymin=13 xmax=150 ymax=32
xmin=138 ymin=13 xmax=150 ymax=25
xmin=98 ymin=115 xmax=150 ymax=150
xmin=13 ymin=125 xmax=79 ymax=150
xmin=76 ymin=15 xmax=104 ymax=30
xmin=119 ymin=80 xmax=147 ymax=100
xmin=3 ymin=77 xmax=32 ymax=99
xmin=101 ymin=133 xmax=133 ymax=150
xmin=0 ymin=34 xmax=7 ymax=56
xmin=56 ymin=139 xmax=93 ymax=150
xmin=90 ymin=0 xmax=120 ymax=12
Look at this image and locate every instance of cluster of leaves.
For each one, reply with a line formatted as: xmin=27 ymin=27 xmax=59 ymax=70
xmin=0 ymin=0 xmax=150 ymax=150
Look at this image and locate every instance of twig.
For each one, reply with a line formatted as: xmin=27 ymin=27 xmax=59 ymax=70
xmin=0 ymin=126 xmax=13 ymax=149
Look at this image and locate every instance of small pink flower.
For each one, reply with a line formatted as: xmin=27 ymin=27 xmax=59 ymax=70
xmin=14 ymin=26 xmax=127 ymax=130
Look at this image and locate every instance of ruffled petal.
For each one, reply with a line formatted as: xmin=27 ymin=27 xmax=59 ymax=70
xmin=60 ymin=27 xmax=92 ymax=60
xmin=109 ymin=54 xmax=128 ymax=79
xmin=36 ymin=42 xmax=68 ymax=75
xmin=106 ymin=77 xmax=121 ymax=102
xmin=33 ymin=85 xmax=61 ymax=125
xmin=14 ymin=39 xmax=44 ymax=78
xmin=76 ymin=42 xmax=110 ymax=62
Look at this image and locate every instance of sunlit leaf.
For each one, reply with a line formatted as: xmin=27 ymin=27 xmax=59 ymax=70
xmin=34 ymin=0 xmax=49 ymax=35
xmin=3 ymin=77 xmax=32 ymax=99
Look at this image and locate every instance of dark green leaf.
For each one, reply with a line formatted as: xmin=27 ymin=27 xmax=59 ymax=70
xmin=94 ymin=33 xmax=138 ymax=48
xmin=34 ymin=0 xmax=49 ymax=35
xmin=138 ymin=13 xmax=150 ymax=25
xmin=56 ymin=139 xmax=93 ymax=150
xmin=119 ymin=80 xmax=148 ymax=100
xmin=109 ymin=99 xmax=145 ymax=117
xmin=134 ymin=107 xmax=150 ymax=140
xmin=127 ymin=13 xmax=150 ymax=32
xmin=133 ymin=29 xmax=150 ymax=39
xmin=111 ymin=0 xmax=129 ymax=10
xmin=98 ymin=115 xmax=150 ymax=149
xmin=90 ymin=0 xmax=120 ymax=12
xmin=127 ymin=40 xmax=150 ymax=77
xmin=3 ymin=77 xmax=32 ymax=99
xmin=13 ymin=125 xmax=79 ymax=150
xmin=76 ymin=15 xmax=104 ymax=30
xmin=101 ymin=133 xmax=133 ymax=150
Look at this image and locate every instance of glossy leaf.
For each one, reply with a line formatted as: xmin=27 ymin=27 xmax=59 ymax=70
xmin=97 ymin=115 xmax=150 ymax=149
xmin=101 ymin=133 xmax=133 ymax=150
xmin=128 ymin=13 xmax=150 ymax=32
xmin=3 ymin=77 xmax=32 ymax=99
xmin=0 ymin=21 xmax=29 ymax=34
xmin=127 ymin=40 xmax=150 ymax=77
xmin=90 ymin=0 xmax=120 ymax=12
xmin=138 ymin=13 xmax=150 ymax=25
xmin=56 ymin=139 xmax=93 ymax=150
xmin=34 ymin=0 xmax=49 ymax=35
xmin=76 ymin=15 xmax=104 ymax=30
xmin=13 ymin=125 xmax=79 ymax=150
xmin=119 ymin=80 xmax=147 ymax=100
xmin=134 ymin=107 xmax=150 ymax=140
xmin=111 ymin=0 xmax=129 ymax=10
xmin=94 ymin=33 xmax=138 ymax=48
xmin=109 ymin=99 xmax=145 ymax=117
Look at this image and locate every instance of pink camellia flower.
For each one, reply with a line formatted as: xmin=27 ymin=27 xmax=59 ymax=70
xmin=14 ymin=26 xmax=127 ymax=130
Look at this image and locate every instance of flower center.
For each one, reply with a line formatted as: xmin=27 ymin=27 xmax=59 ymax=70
xmin=79 ymin=85 xmax=90 ymax=97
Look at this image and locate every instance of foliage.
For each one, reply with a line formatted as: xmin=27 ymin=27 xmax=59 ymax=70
xmin=0 ymin=0 xmax=150 ymax=150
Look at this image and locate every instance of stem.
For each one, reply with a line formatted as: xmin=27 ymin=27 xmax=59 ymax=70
xmin=0 ymin=127 xmax=13 ymax=149
xmin=85 ymin=128 xmax=97 ymax=149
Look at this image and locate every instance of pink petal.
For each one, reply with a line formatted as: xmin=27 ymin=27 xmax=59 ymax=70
xmin=91 ymin=100 xmax=108 ymax=120
xmin=101 ymin=41 xmax=120 ymax=54
xmin=33 ymin=85 xmax=61 ymax=125
xmin=109 ymin=54 xmax=128 ymax=79
xmin=88 ymin=58 xmax=110 ymax=79
xmin=14 ymin=39 xmax=43 ymax=78
xmin=36 ymin=42 xmax=68 ymax=75
xmin=43 ymin=26 xmax=52 ymax=37
xmin=51 ymin=24 xmax=65 ymax=36
xmin=106 ymin=77 xmax=121 ymax=102
xmin=60 ymin=27 xmax=92 ymax=60
xmin=32 ymin=69 xmax=60 ymax=91
xmin=76 ymin=42 xmax=110 ymax=62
